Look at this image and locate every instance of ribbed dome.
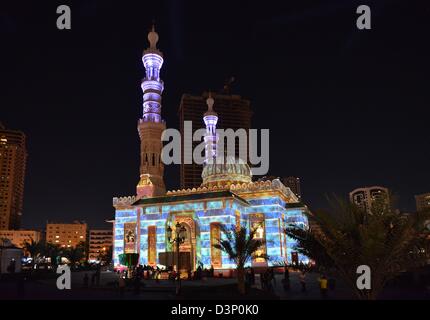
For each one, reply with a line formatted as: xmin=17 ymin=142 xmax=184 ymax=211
xmin=201 ymin=156 xmax=252 ymax=187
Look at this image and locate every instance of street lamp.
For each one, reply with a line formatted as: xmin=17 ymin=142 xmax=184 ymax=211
xmin=167 ymin=222 xmax=187 ymax=295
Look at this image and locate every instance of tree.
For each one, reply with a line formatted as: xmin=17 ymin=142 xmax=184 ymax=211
xmin=285 ymin=223 xmax=335 ymax=273
xmin=99 ymin=245 xmax=113 ymax=265
xmin=43 ymin=242 xmax=62 ymax=268
xmin=118 ymin=253 xmax=139 ymax=277
xmin=118 ymin=253 xmax=139 ymax=268
xmin=63 ymin=242 xmax=86 ymax=268
xmin=23 ymin=238 xmax=43 ymax=263
xmin=213 ymin=225 xmax=268 ymax=294
xmin=286 ymin=196 xmax=430 ymax=299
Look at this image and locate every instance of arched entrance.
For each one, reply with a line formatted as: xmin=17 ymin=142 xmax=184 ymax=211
xmin=174 ymin=215 xmax=198 ymax=271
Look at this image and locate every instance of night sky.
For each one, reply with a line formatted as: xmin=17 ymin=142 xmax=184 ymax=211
xmin=1 ymin=1 xmax=429 ymax=230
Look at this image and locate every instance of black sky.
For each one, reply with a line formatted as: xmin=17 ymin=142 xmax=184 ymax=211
xmin=1 ymin=0 xmax=429 ymax=230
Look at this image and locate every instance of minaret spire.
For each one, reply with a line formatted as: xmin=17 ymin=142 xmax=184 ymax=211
xmin=203 ymin=92 xmax=219 ymax=164
xmin=136 ymin=25 xmax=166 ymax=198
xmin=141 ymin=24 xmax=164 ymax=123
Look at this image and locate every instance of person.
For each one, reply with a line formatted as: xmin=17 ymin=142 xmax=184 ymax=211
xmin=210 ymin=265 xmax=214 ymax=277
xmin=158 ymin=267 xmax=162 ymax=281
xmin=319 ymin=274 xmax=328 ymax=299
xmin=91 ymin=272 xmax=96 ymax=286
xmin=95 ymin=264 xmax=101 ymax=286
xmin=264 ymin=269 xmax=273 ymax=292
xmin=282 ymin=267 xmax=290 ymax=291
xmin=260 ymin=271 xmax=266 ymax=291
xmin=171 ymin=269 xmax=177 ymax=282
xmin=83 ymin=273 xmax=89 ymax=288
xmin=328 ymin=276 xmax=336 ymax=291
xmin=196 ymin=265 xmax=202 ymax=280
xmin=270 ymin=268 xmax=276 ymax=288
xmin=118 ymin=275 xmax=126 ymax=298
xmin=245 ymin=269 xmax=252 ymax=290
xmin=284 ymin=266 xmax=289 ymax=280
xmin=7 ymin=259 xmax=16 ymax=274
xmin=133 ymin=275 xmax=141 ymax=295
xmin=299 ymin=271 xmax=306 ymax=292
xmin=299 ymin=261 xmax=304 ymax=271
xmin=250 ymin=268 xmax=255 ymax=285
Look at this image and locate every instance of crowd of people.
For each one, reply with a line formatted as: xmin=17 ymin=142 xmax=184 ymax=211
xmin=111 ymin=262 xmax=336 ymax=299
xmin=82 ymin=263 xmax=102 ymax=288
xmin=113 ymin=263 xmax=219 ymax=297
xmin=281 ymin=266 xmax=336 ymax=298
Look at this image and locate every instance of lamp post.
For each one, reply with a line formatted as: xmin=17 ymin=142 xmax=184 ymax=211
xmin=167 ymin=222 xmax=187 ymax=295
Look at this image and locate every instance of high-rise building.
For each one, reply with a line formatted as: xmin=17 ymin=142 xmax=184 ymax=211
xmin=415 ymin=193 xmax=430 ymax=212
xmin=0 ymin=230 xmax=42 ymax=249
xmin=282 ymin=177 xmax=302 ymax=201
xmin=88 ymin=229 xmax=113 ymax=262
xmin=178 ymin=92 xmax=252 ymax=189
xmin=0 ymin=123 xmax=27 ymax=230
xmin=349 ymin=186 xmax=389 ymax=213
xmin=46 ymin=221 xmax=87 ymax=248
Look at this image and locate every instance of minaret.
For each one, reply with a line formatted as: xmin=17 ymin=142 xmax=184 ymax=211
xmin=203 ymin=92 xmax=219 ymax=164
xmin=136 ymin=25 xmax=166 ymax=198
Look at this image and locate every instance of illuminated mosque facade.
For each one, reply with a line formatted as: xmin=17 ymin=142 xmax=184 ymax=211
xmin=112 ymin=27 xmax=309 ymax=271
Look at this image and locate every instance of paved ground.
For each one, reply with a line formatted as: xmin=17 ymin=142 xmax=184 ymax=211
xmin=1 ymin=270 xmax=429 ymax=300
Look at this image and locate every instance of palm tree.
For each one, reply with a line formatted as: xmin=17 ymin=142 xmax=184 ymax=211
xmin=284 ymin=226 xmax=335 ymax=273
xmin=23 ymin=238 xmax=43 ymax=263
xmin=64 ymin=242 xmax=86 ymax=268
xmin=213 ymin=225 xmax=268 ymax=294
xmin=286 ymin=196 xmax=430 ymax=299
xmin=44 ymin=242 xmax=62 ymax=268
xmin=99 ymin=245 xmax=113 ymax=265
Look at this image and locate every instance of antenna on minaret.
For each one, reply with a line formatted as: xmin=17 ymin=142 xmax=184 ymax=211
xmin=147 ymin=21 xmax=159 ymax=50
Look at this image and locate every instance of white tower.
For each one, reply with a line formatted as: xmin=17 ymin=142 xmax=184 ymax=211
xmin=203 ymin=92 xmax=219 ymax=164
xmin=136 ymin=25 xmax=166 ymax=198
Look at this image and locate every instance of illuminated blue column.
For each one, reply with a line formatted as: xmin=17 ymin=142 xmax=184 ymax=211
xmin=113 ymin=208 xmax=138 ymax=266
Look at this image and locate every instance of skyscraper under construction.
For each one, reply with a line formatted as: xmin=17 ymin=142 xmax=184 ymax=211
xmin=178 ymin=90 xmax=252 ymax=189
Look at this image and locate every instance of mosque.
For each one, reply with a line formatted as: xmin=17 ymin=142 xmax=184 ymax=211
xmin=112 ymin=27 xmax=309 ymax=272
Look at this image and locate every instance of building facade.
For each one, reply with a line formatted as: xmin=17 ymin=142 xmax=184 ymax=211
xmin=0 ymin=123 xmax=27 ymax=230
xmin=46 ymin=221 xmax=87 ymax=248
xmin=349 ymin=186 xmax=389 ymax=213
xmin=0 ymin=230 xmax=41 ymax=249
xmin=415 ymin=193 xmax=430 ymax=212
xmin=178 ymin=92 xmax=252 ymax=189
xmin=88 ymin=229 xmax=113 ymax=262
xmin=112 ymin=28 xmax=309 ymax=272
xmin=282 ymin=177 xmax=302 ymax=201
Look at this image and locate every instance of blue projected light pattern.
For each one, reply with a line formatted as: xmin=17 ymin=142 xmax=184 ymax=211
xmin=113 ymin=194 xmax=309 ymax=268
